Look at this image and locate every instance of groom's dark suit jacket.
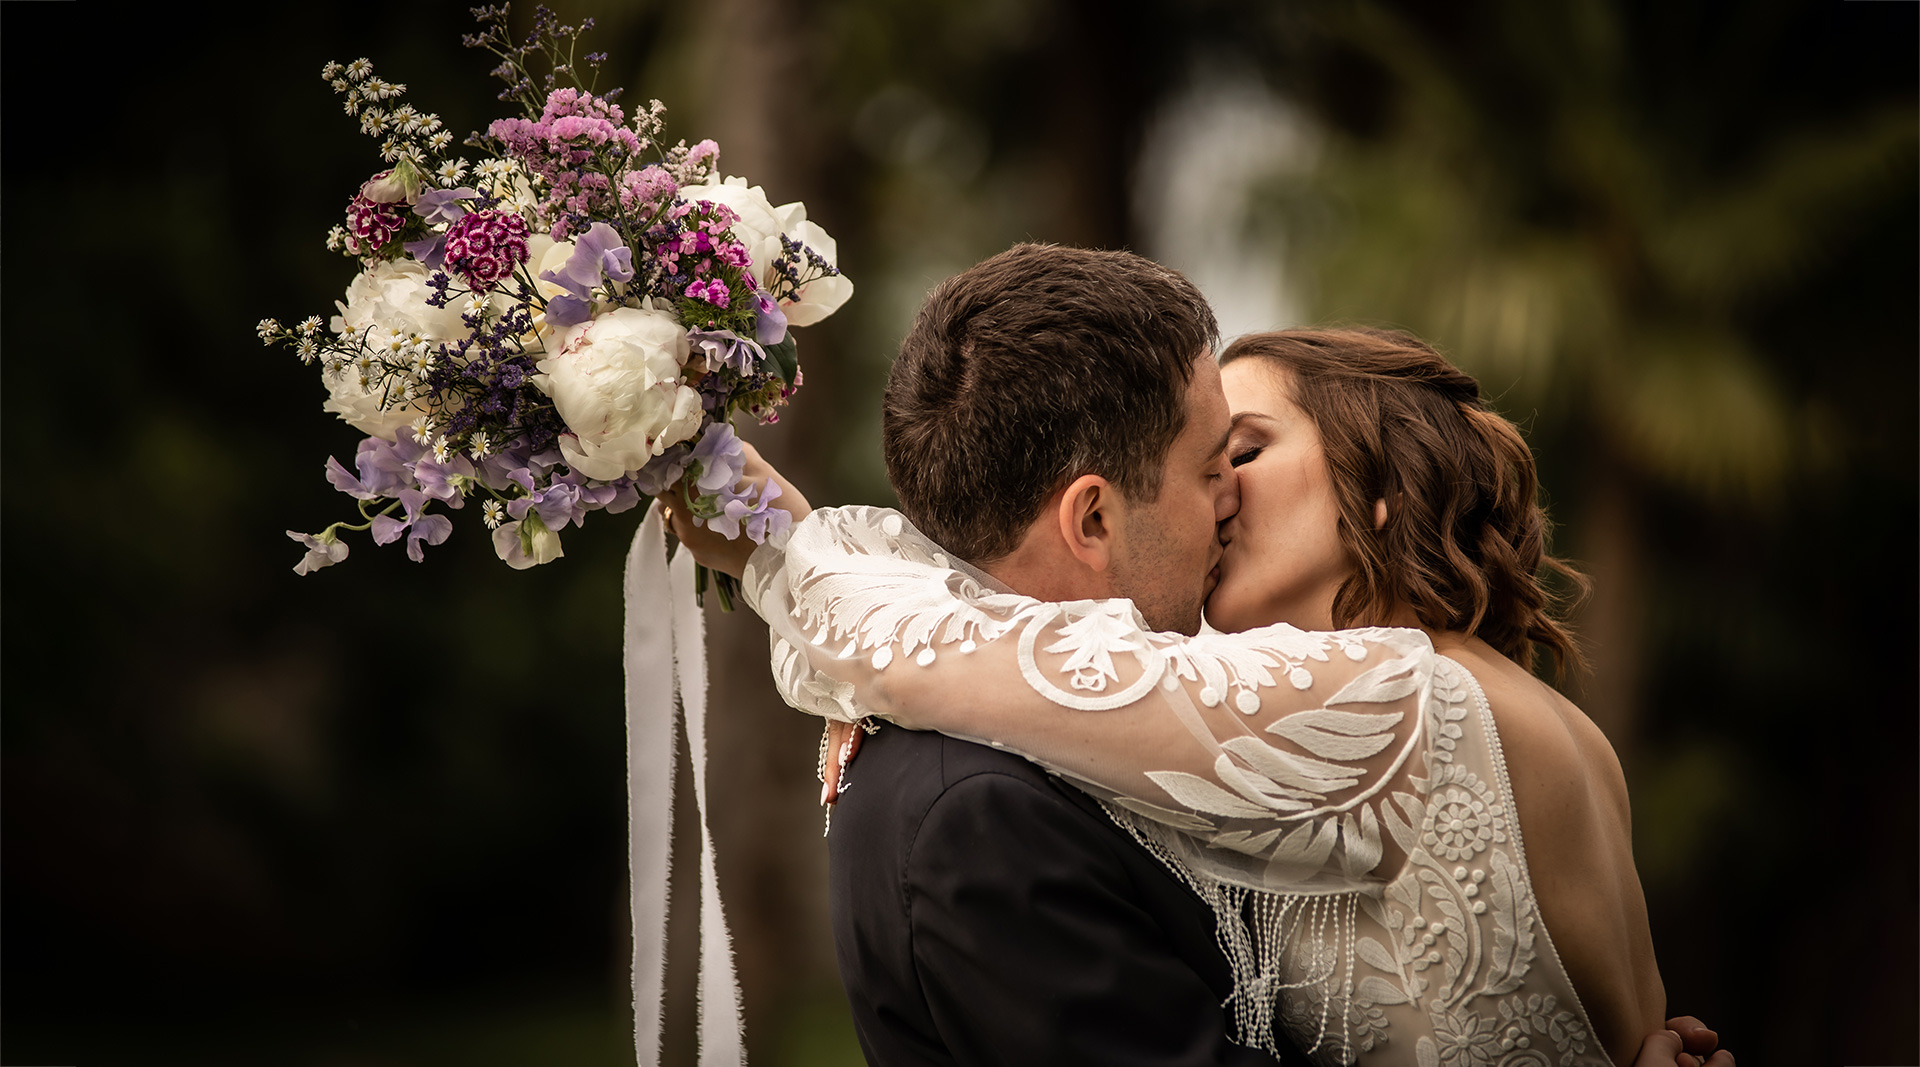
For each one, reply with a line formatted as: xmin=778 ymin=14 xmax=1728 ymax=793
xmin=828 ymin=722 xmax=1302 ymax=1066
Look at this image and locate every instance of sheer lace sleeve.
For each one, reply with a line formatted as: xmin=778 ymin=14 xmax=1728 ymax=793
xmin=744 ymin=506 xmax=1443 ymax=893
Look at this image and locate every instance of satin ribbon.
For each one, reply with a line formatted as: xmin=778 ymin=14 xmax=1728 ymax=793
xmin=626 ymin=501 xmax=745 ymax=1066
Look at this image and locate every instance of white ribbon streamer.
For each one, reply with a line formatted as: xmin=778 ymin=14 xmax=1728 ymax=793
xmin=626 ymin=502 xmax=746 ymax=1066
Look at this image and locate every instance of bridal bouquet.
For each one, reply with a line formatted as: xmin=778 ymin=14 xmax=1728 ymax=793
xmin=261 ymin=5 xmax=850 ymax=604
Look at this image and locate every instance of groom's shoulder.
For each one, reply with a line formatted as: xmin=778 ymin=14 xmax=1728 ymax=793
xmin=828 ymin=724 xmax=1123 ymax=882
xmin=839 ymin=723 xmax=1099 ymax=827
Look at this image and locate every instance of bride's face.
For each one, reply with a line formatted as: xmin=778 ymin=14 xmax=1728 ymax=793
xmin=1206 ymin=359 xmax=1352 ymax=633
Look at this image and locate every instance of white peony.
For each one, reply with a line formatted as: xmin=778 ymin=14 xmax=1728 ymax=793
xmin=532 ymin=306 xmax=703 ymax=481
xmin=677 ymin=175 xmax=853 ymax=326
xmin=778 ymin=213 xmax=854 ymax=327
xmin=325 ymin=258 xmax=467 ymax=439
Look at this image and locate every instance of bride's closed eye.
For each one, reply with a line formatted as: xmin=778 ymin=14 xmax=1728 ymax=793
xmin=1230 ymin=446 xmax=1263 ymax=468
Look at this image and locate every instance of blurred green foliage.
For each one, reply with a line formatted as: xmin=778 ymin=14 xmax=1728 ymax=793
xmin=3 ymin=1 xmax=1912 ymax=1065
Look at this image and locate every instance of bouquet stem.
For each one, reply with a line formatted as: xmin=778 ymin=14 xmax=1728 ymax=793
xmin=693 ymin=563 xmax=738 ymax=612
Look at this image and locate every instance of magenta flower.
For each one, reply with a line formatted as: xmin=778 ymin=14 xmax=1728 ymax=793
xmin=345 ymin=193 xmax=407 ymax=252
xmin=687 ymin=277 xmax=730 ymax=306
xmin=444 ymin=208 xmax=531 ymax=290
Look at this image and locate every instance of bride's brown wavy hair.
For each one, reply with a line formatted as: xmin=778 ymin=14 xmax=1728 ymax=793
xmin=1219 ymin=328 xmax=1590 ymax=676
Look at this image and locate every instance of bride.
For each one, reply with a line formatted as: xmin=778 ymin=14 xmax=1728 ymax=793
xmin=672 ymin=325 xmax=1725 ymax=1067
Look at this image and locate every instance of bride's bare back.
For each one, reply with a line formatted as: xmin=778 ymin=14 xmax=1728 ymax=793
xmin=1434 ymin=632 xmax=1665 ymax=1061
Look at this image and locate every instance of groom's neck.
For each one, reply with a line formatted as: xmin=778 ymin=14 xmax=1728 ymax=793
xmin=979 ymin=524 xmax=1115 ymax=603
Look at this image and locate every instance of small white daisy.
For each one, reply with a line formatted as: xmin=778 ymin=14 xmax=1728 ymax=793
xmin=468 ymin=431 xmax=492 ymax=459
xmin=298 ymin=315 xmax=323 ymax=335
xmin=255 ymin=318 xmax=280 ymax=341
xmin=412 ymin=417 xmax=436 ymax=445
xmin=320 ymin=61 xmax=344 ymax=82
xmin=436 ymin=157 xmax=467 ymax=183
xmin=325 ymin=225 xmax=347 ymax=252
xmin=428 ymin=131 xmax=454 ymax=153
xmin=344 ymin=58 xmax=373 ymax=81
xmin=432 ymin=435 xmax=454 ymax=462
xmin=464 ymin=293 xmax=491 ymax=317
xmin=481 ymin=500 xmax=505 ymax=529
xmin=296 ymin=337 xmax=319 ymax=363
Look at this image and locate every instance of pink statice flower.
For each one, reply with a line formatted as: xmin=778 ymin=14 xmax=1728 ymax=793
xmin=619 ymin=165 xmax=677 ymax=214
xmin=489 ymin=87 xmax=644 ymax=228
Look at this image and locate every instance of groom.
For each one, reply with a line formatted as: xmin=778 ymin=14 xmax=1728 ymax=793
xmin=816 ymin=244 xmax=1294 ymax=1064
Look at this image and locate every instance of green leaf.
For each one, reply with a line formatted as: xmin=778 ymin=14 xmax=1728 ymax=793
xmin=763 ymin=335 xmax=800 ymax=385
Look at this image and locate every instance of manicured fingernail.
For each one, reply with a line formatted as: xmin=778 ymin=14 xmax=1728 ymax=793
xmin=820 ymin=781 xmax=833 ymax=806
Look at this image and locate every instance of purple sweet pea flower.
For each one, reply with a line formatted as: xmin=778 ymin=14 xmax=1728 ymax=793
xmin=414 ymin=453 xmax=474 ymax=506
xmin=505 ymin=470 xmax=584 ymax=531
xmin=703 ymin=481 xmax=788 ymax=542
xmin=603 ymin=479 xmax=643 ymax=514
xmin=553 ymin=468 xmax=623 ymax=513
xmin=540 ymin=221 xmax=634 ymax=301
xmin=287 ymin=530 xmax=349 ymax=575
xmin=414 ymin=187 xmax=482 ymax=226
xmin=406 ymin=513 xmax=452 ymax=562
xmin=687 ymin=328 xmax=764 ymax=376
xmin=543 ymin=293 xmax=594 ymax=329
xmin=367 ymin=490 xmax=455 ymax=562
xmin=630 ymin=444 xmax=694 ymax=496
xmin=370 ymin=488 xmax=430 ymax=546
xmin=753 ymin=290 xmax=789 ymax=346
xmin=478 ymin=439 xmax=536 ymax=492
xmin=354 ymin=436 xmax=422 ymax=498
xmin=404 ymin=233 xmax=448 ymax=270
xmin=491 ymin=513 xmax=564 ymax=569
xmin=688 ymin=422 xmax=745 ymax=494
xmin=326 ymin=456 xmax=377 ymax=500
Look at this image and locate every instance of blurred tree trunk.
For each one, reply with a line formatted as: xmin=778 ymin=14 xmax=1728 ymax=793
xmin=657 ymin=0 xmax=842 ymax=1063
xmin=1573 ymin=456 xmax=1645 ymax=760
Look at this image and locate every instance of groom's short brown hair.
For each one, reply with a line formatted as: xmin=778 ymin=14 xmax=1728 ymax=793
xmin=883 ymin=243 xmax=1217 ymax=564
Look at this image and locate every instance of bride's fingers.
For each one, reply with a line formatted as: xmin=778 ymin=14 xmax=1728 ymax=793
xmin=1631 ymin=1030 xmax=1686 ymax=1067
xmin=1664 ymin=1017 xmax=1718 ymax=1056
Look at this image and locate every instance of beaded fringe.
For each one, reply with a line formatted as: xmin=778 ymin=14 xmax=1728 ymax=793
xmin=1104 ymin=803 xmax=1362 ymax=1064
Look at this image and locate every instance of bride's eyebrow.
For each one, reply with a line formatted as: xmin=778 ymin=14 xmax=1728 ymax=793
xmin=1229 ymin=412 xmax=1276 ymax=432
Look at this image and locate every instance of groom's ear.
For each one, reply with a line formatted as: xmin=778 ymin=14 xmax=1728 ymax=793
xmin=1056 ymin=474 xmax=1119 ymax=574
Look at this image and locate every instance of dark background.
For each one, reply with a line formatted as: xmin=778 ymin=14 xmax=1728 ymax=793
xmin=4 ymin=1 xmax=1914 ymax=1064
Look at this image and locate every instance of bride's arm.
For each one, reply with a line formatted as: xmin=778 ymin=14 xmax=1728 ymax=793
xmin=742 ymin=505 xmax=1443 ymax=888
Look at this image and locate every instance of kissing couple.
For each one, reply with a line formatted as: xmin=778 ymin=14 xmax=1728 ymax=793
xmin=671 ymin=244 xmax=1733 ymax=1067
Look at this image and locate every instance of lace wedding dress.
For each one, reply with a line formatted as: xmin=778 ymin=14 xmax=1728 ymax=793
xmin=744 ymin=507 xmax=1610 ymax=1067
